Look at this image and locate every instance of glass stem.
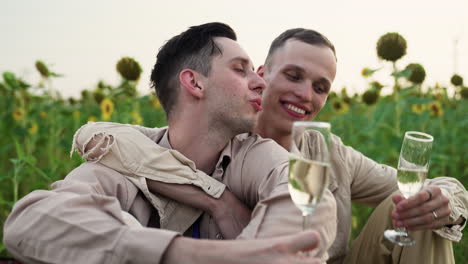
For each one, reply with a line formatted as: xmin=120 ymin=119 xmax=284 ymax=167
xmin=302 ymin=212 xmax=311 ymax=230
xmin=396 ymin=226 xmax=408 ymax=235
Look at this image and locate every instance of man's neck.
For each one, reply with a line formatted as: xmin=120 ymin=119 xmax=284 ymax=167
xmin=167 ymin=119 xmax=234 ymax=175
xmin=255 ymin=117 xmax=290 ymax=150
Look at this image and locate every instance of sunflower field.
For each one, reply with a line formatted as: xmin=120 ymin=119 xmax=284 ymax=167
xmin=1 ymin=33 xmax=467 ymax=262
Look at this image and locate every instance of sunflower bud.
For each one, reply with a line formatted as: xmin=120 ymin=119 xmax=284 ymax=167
xmin=93 ymin=90 xmax=105 ymax=104
xmin=362 ymin=90 xmax=379 ymax=105
xmin=35 ymin=61 xmax=50 ymax=78
xmin=461 ymin=87 xmax=468 ymax=99
xmin=376 ymin=32 xmax=407 ymax=62
xmin=81 ymin=90 xmax=90 ymax=100
xmin=116 ymin=57 xmax=142 ymax=81
xmin=405 ymin=63 xmax=426 ymax=84
xmin=450 ymin=74 xmax=463 ymax=87
xmin=68 ymin=97 xmax=77 ymax=105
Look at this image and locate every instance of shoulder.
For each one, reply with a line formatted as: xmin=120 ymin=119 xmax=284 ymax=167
xmin=231 ymin=133 xmax=288 ymax=165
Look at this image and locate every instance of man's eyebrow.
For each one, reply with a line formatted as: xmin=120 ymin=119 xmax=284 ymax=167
xmin=229 ymin=57 xmax=255 ymax=71
xmin=282 ymin=64 xmax=306 ymax=74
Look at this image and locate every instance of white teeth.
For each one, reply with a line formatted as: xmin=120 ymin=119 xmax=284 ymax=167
xmin=286 ymin=104 xmax=306 ymax=115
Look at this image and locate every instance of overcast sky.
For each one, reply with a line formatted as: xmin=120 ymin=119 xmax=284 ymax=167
xmin=1 ymin=0 xmax=467 ymax=98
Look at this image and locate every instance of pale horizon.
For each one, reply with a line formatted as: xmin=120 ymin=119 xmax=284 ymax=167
xmin=1 ymin=0 xmax=467 ymax=98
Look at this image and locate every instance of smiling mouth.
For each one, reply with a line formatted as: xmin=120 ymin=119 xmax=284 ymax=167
xmin=286 ymin=104 xmax=306 ymax=115
xmin=281 ymin=102 xmax=311 ymax=117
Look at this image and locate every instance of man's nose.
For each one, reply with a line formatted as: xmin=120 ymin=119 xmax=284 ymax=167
xmin=249 ymin=72 xmax=266 ymax=94
xmin=294 ymin=84 xmax=313 ymax=102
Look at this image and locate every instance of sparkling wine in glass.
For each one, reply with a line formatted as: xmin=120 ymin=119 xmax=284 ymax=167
xmin=288 ymin=121 xmax=331 ymax=230
xmin=384 ymin=131 xmax=433 ymax=246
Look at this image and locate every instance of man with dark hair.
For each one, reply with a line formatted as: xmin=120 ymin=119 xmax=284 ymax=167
xmin=60 ymin=26 xmax=466 ymax=264
xmin=152 ymin=22 xmax=238 ymax=117
xmin=3 ymin=22 xmax=337 ymax=264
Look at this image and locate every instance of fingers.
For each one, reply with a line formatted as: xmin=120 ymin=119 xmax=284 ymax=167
xmin=393 ymin=186 xmax=452 ymax=230
xmin=395 ymin=186 xmax=441 ymax=211
xmin=394 ymin=192 xmax=449 ymax=219
xmin=288 ymin=230 xmax=320 ymax=252
xmin=391 ymin=193 xmax=405 ymax=205
xmin=396 ymin=206 xmax=452 ymax=230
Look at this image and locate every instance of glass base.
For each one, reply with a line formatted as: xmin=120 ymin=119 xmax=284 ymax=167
xmin=384 ymin=229 xmax=416 ymax=246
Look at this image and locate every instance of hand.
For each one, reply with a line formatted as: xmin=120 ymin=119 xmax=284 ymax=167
xmin=162 ymin=230 xmax=322 ymax=264
xmin=212 ymin=189 xmax=252 ymax=239
xmin=391 ymin=186 xmax=451 ymax=231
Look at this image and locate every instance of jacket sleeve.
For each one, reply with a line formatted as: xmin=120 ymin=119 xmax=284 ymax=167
xmin=426 ymin=176 xmax=468 ymax=242
xmin=71 ymin=122 xmax=225 ymax=198
xmin=334 ymin=135 xmax=399 ymax=206
xmin=3 ymin=163 xmax=179 ymax=264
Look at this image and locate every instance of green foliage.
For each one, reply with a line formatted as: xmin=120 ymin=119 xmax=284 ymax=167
xmin=0 ymin=67 xmax=166 ymax=258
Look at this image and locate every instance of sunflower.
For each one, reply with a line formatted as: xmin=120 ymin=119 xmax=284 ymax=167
xmin=40 ymin=111 xmax=47 ymax=119
xmin=428 ymin=101 xmax=443 ymax=117
xmin=376 ymin=32 xmax=407 ymax=62
xmin=362 ymin=90 xmax=379 ymax=105
xmin=411 ymin=104 xmax=426 ymax=114
xmin=12 ymin=108 xmax=25 ymax=121
xmin=116 ymin=57 xmax=142 ymax=81
xmin=332 ymin=100 xmax=349 ymax=114
xmin=131 ymin=111 xmax=143 ymax=125
xmin=28 ymin=123 xmax=38 ymax=135
xmin=100 ymin=98 xmax=114 ymax=121
xmin=88 ymin=116 xmax=97 ymax=122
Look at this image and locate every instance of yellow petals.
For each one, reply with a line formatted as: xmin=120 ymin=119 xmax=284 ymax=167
xmin=100 ymin=98 xmax=114 ymax=121
xmin=151 ymin=96 xmax=161 ymax=109
xmin=332 ymin=100 xmax=349 ymax=114
xmin=40 ymin=111 xmax=47 ymax=119
xmin=428 ymin=101 xmax=444 ymax=117
xmin=131 ymin=111 xmax=143 ymax=125
xmin=28 ymin=123 xmax=38 ymax=135
xmin=411 ymin=104 xmax=426 ymax=114
xmin=13 ymin=108 xmax=25 ymax=121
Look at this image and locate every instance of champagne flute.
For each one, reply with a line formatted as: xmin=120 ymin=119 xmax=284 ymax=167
xmin=384 ymin=131 xmax=433 ymax=246
xmin=288 ymin=121 xmax=331 ymax=230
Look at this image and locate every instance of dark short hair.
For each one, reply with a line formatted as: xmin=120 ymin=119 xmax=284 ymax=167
xmin=265 ymin=28 xmax=336 ymax=67
xmin=150 ymin=22 xmax=237 ymax=118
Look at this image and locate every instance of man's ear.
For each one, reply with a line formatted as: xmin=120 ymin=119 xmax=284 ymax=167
xmin=257 ymin=65 xmax=265 ymax=77
xmin=179 ymin=69 xmax=204 ymax=99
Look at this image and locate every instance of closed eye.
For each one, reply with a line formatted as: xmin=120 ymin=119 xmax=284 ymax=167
xmin=284 ymin=72 xmax=301 ymax=82
xmin=313 ymin=82 xmax=330 ymax=94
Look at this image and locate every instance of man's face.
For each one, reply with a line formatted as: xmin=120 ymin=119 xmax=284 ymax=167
xmin=203 ymin=37 xmax=265 ymax=135
xmin=259 ymin=39 xmax=337 ymax=134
